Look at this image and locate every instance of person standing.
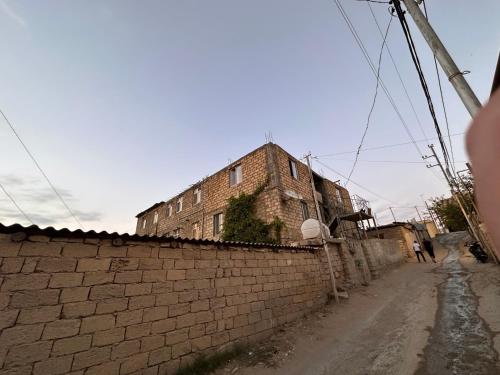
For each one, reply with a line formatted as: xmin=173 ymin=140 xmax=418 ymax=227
xmin=413 ymin=240 xmax=426 ymax=263
xmin=423 ymin=239 xmax=437 ymax=263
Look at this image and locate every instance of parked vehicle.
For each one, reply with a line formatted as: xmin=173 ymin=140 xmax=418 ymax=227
xmin=468 ymin=241 xmax=488 ymax=263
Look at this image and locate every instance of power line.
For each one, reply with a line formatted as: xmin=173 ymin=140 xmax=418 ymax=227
xmin=392 ymin=1 xmax=452 ymax=170
xmin=354 ymin=0 xmax=390 ymax=4
xmin=314 ymin=158 xmax=399 ymax=205
xmin=422 ymin=0 xmax=456 ymax=171
xmin=0 ymin=108 xmax=85 ymax=230
xmin=315 ymin=131 xmax=464 ymax=157
xmin=322 ymin=157 xmax=467 ymax=165
xmin=366 ymin=2 xmax=430 ymax=142
xmin=0 ymin=182 xmax=33 ymax=225
xmin=331 ymin=0 xmax=424 ymax=159
xmin=346 ymin=15 xmax=393 ymax=186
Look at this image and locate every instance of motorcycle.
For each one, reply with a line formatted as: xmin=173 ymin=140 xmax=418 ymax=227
xmin=468 ymin=241 xmax=488 ymax=263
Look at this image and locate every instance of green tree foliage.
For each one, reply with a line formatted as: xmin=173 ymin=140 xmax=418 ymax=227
xmin=222 ymin=184 xmax=284 ymax=244
xmin=430 ymin=173 xmax=475 ymax=232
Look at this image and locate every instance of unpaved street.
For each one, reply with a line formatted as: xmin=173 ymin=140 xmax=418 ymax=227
xmin=218 ymin=233 xmax=500 ymax=375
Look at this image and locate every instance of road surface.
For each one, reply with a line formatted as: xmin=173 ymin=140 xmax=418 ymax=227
xmin=218 ymin=233 xmax=500 ymax=375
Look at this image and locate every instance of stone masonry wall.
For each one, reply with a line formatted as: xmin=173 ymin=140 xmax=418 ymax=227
xmin=0 ymin=231 xmax=331 ymax=375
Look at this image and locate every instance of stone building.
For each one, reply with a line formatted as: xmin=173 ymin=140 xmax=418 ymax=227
xmin=135 ymin=143 xmax=365 ymax=244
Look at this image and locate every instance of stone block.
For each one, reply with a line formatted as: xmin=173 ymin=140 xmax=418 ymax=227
xmin=168 ymin=303 xmax=189 ymax=317
xmin=19 ymin=242 xmax=62 ymax=257
xmin=5 ymin=341 xmax=52 ymax=367
xmin=33 ymin=355 xmax=73 ymax=375
xmin=129 ymin=295 xmax=155 ymax=310
xmin=0 ymin=258 xmax=24 ymax=273
xmin=49 ymin=273 xmax=83 ymax=288
xmin=153 ymin=281 xmax=174 ymax=293
xmin=0 ymin=241 xmax=21 ymax=257
xmin=111 ymin=258 xmax=139 ymax=271
xmin=62 ymin=301 xmax=96 ymax=319
xmin=83 ymin=271 xmax=115 ymax=286
xmin=77 ymin=258 xmax=111 ymax=272
xmin=98 ymin=246 xmax=127 ymax=257
xmin=174 ymin=260 xmax=194 ymax=269
xmin=17 ymin=305 xmax=61 ymax=324
xmin=141 ymin=335 xmax=164 ymax=352
xmin=148 ymin=346 xmax=171 ymax=366
xmin=138 ymin=259 xmax=163 ymax=270
xmin=111 ymin=340 xmax=140 ymax=359
xmin=176 ymin=313 xmax=195 ymax=329
xmin=84 ymin=361 xmax=120 ymax=375
xmin=93 ymin=327 xmax=125 ymax=347
xmin=156 ymin=292 xmax=178 ymax=306
xmin=80 ymin=314 xmax=115 ymax=333
xmin=36 ymin=258 xmax=77 ymax=273
xmin=72 ymin=346 xmax=111 ymax=370
xmin=0 ymin=323 xmax=43 ymax=346
xmin=143 ymin=306 xmax=169 ymax=322
xmin=42 ymin=319 xmax=80 ymax=339
xmin=0 ymin=309 xmax=18 ymax=331
xmin=150 ymin=318 xmax=176 ymax=334
xmin=143 ymin=270 xmax=167 ymax=282
xmin=89 ymin=284 xmax=125 ymax=300
xmin=1 ymin=274 xmax=50 ymax=291
xmin=116 ymin=309 xmax=143 ymax=327
xmin=60 ymin=287 xmax=90 ymax=303
xmin=114 ymin=271 xmax=142 ymax=284
xmin=171 ymin=341 xmax=191 ymax=359
xmin=188 ymin=324 xmax=205 ymax=339
xmin=127 ymin=246 xmax=152 ymax=258
xmin=119 ymin=352 xmax=148 ymax=374
xmin=95 ymin=298 xmax=128 ymax=314
xmin=62 ymin=243 xmax=98 ymax=258
xmin=52 ymin=335 xmax=91 ymax=356
xmin=164 ymin=329 xmax=188 ymax=345
xmin=125 ymin=322 xmax=151 ymax=339
xmin=191 ymin=335 xmax=211 ymax=352
xmin=125 ymin=283 xmax=152 ymax=296
xmin=191 ymin=299 xmax=209 ymax=312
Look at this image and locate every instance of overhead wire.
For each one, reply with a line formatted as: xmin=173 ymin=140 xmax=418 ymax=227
xmin=366 ymin=2 xmax=430 ymax=142
xmin=0 ymin=182 xmax=33 ymax=224
xmin=346 ymin=14 xmax=393 ymax=186
xmin=392 ymin=1 xmax=452 ymax=171
xmin=0 ymin=108 xmax=85 ymax=230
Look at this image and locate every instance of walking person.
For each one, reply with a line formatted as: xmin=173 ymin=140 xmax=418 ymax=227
xmin=423 ymin=238 xmax=437 ymax=263
xmin=413 ymin=240 xmax=426 ymax=263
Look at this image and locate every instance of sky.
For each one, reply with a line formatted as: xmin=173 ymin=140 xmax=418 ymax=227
xmin=0 ymin=0 xmax=499 ymax=233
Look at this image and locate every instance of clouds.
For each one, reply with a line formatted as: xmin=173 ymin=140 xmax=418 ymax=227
xmin=0 ymin=0 xmax=26 ymax=28
xmin=0 ymin=174 xmax=102 ymax=228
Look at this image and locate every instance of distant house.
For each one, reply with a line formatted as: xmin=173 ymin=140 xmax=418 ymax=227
xmin=367 ymin=222 xmax=430 ymax=258
xmin=135 ymin=143 xmax=372 ymax=244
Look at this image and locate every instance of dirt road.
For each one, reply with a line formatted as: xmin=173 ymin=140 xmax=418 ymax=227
xmin=217 ymin=233 xmax=500 ymax=375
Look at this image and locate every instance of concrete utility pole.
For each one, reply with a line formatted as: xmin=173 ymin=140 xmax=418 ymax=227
xmin=389 ymin=207 xmax=397 ymax=222
xmin=398 ymin=0 xmax=482 ymax=117
xmin=305 ymin=154 xmax=339 ymax=303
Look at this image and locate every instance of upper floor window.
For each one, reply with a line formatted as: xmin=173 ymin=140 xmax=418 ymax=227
xmin=176 ymin=197 xmax=183 ymax=213
xmin=336 ymin=188 xmax=343 ymax=204
xmin=229 ymin=165 xmax=242 ymax=186
xmin=300 ymin=201 xmax=309 ymax=220
xmin=167 ymin=204 xmax=172 ymax=217
xmin=142 ymin=217 xmax=147 ymax=229
xmin=192 ymin=221 xmax=201 ymax=239
xmin=289 ymin=159 xmax=298 ymax=180
xmin=213 ymin=213 xmax=224 ymax=236
xmin=153 ymin=211 xmax=159 ymax=224
xmin=194 ymin=188 xmax=201 ymax=204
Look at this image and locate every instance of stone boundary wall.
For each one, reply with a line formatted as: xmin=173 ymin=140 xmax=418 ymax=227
xmin=0 ymin=232 xmax=330 ymax=375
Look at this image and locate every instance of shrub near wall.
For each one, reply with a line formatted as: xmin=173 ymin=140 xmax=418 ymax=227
xmin=0 ymin=229 xmax=328 ymax=375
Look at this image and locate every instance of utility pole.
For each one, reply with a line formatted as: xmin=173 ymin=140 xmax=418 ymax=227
xmin=423 ymin=145 xmax=498 ymax=263
xmin=415 ymin=206 xmax=423 ymax=222
xmin=389 ymin=207 xmax=397 ymax=222
xmin=397 ymin=0 xmax=481 ymax=117
xmin=305 ymin=154 xmax=339 ymax=303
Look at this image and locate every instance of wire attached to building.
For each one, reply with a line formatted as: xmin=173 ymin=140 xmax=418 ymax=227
xmin=0 ymin=108 xmax=84 ymax=230
xmin=0 ymin=182 xmax=33 ymax=225
xmin=346 ymin=15 xmax=393 ymax=186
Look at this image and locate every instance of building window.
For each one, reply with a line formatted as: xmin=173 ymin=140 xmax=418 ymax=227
xmin=153 ymin=211 xmax=158 ymax=224
xmin=194 ymin=188 xmax=201 ymax=205
xmin=289 ymin=159 xmax=298 ymax=180
xmin=167 ymin=205 xmax=172 ymax=217
xmin=300 ymin=201 xmax=309 ymax=220
xmin=176 ymin=197 xmax=183 ymax=213
xmin=336 ymin=188 xmax=343 ymax=204
xmin=172 ymin=228 xmax=180 ymax=237
xmin=142 ymin=218 xmax=147 ymax=229
xmin=192 ymin=221 xmax=201 ymax=239
xmin=213 ymin=213 xmax=224 ymax=235
xmin=229 ymin=165 xmax=242 ymax=186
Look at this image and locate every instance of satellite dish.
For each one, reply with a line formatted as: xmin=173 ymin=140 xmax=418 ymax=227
xmin=301 ymin=219 xmax=330 ymax=240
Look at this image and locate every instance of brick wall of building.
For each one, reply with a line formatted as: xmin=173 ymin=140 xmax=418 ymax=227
xmin=0 ymin=230 xmax=332 ymax=375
